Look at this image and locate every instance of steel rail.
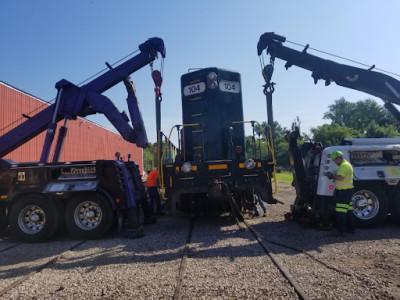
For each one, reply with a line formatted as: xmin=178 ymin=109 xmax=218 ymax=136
xmin=229 ymin=196 xmax=310 ymax=300
xmin=0 ymin=242 xmax=22 ymax=254
xmin=0 ymin=240 xmax=86 ymax=298
xmin=173 ymin=217 xmax=195 ymax=300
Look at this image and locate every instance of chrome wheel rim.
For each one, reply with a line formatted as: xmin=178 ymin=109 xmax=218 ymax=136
xmin=74 ymin=201 xmax=102 ymax=231
xmin=352 ymin=190 xmax=380 ymax=220
xmin=18 ymin=205 xmax=46 ymax=234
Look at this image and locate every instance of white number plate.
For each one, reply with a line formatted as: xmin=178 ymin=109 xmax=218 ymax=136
xmin=183 ymin=82 xmax=206 ymax=96
xmin=219 ymin=80 xmax=240 ymax=93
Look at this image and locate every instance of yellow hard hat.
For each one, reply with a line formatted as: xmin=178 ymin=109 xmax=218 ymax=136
xmin=331 ymin=150 xmax=344 ymax=160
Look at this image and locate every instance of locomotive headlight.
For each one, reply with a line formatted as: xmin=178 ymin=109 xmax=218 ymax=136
xmin=207 ymin=72 xmax=218 ymax=89
xmin=244 ymin=159 xmax=256 ymax=170
xmin=181 ymin=162 xmax=193 ymax=173
xmin=208 ymin=81 xmax=218 ymax=89
xmin=207 ymin=72 xmax=217 ymax=81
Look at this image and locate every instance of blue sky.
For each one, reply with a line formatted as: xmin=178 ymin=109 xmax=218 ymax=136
xmin=1 ymin=1 xmax=400 ymax=143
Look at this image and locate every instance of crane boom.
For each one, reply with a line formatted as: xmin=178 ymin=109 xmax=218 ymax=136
xmin=0 ymin=37 xmax=165 ymax=160
xmin=257 ymin=32 xmax=400 ymax=121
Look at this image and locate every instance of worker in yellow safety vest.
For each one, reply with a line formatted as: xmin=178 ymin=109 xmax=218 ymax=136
xmin=326 ymin=150 xmax=355 ymax=236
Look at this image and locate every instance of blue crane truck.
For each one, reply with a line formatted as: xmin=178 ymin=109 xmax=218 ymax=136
xmin=0 ymin=37 xmax=165 ymax=242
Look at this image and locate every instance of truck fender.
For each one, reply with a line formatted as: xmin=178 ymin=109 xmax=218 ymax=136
xmin=96 ymin=187 xmax=117 ymax=210
xmin=7 ymin=189 xmax=51 ymax=210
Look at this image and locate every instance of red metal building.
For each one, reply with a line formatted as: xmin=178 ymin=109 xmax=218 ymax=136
xmin=0 ymin=81 xmax=143 ymax=170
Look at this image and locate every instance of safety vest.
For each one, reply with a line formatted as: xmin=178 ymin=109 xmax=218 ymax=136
xmin=335 ymin=159 xmax=354 ymax=190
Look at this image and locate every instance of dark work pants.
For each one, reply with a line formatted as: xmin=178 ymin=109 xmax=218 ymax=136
xmin=335 ymin=189 xmax=355 ymax=232
xmin=148 ymin=186 xmax=162 ymax=213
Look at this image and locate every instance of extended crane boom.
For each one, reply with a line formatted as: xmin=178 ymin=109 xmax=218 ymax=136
xmin=257 ymin=32 xmax=400 ymax=121
xmin=0 ymin=37 xmax=165 ymax=161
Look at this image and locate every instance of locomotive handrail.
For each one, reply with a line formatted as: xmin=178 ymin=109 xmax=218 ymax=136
xmin=232 ymin=120 xmax=277 ymax=193
xmin=159 ymin=123 xmax=200 ymax=200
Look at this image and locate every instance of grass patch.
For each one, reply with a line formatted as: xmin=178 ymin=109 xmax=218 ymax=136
xmin=275 ymin=172 xmax=293 ymax=184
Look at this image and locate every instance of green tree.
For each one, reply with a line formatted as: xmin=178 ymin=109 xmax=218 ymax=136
xmin=245 ymin=136 xmax=269 ymax=159
xmin=274 ymin=137 xmax=290 ymax=168
xmin=323 ymin=98 xmax=399 ymax=133
xmin=255 ymin=121 xmax=288 ymax=140
xmin=365 ymin=121 xmax=400 ymax=138
xmin=143 ymin=144 xmax=154 ymax=172
xmin=311 ymin=123 xmax=363 ymax=147
xmin=323 ymin=97 xmax=356 ymax=127
xmin=247 ymin=120 xmax=292 ymax=168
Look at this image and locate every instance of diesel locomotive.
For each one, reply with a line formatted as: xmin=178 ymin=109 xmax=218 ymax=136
xmin=162 ymin=67 xmax=277 ymax=213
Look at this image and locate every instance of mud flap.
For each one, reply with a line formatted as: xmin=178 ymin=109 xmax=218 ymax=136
xmin=0 ymin=202 xmax=7 ymax=232
xmin=127 ymin=207 xmax=141 ymax=229
xmin=257 ymin=184 xmax=277 ymax=204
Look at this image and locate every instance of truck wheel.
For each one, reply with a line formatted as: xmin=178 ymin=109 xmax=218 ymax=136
xmin=352 ymin=184 xmax=389 ymax=227
xmin=9 ymin=195 xmax=60 ymax=242
xmin=65 ymin=194 xmax=114 ymax=239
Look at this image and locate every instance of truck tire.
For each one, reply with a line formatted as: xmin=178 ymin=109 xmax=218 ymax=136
xmin=352 ymin=183 xmax=389 ymax=227
xmin=65 ymin=193 xmax=114 ymax=239
xmin=9 ymin=195 xmax=60 ymax=242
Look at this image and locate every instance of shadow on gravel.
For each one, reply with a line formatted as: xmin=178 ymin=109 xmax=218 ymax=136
xmin=0 ymin=214 xmax=399 ymax=282
xmin=249 ymin=216 xmax=400 ymax=255
xmin=0 ymin=216 xmax=191 ymax=280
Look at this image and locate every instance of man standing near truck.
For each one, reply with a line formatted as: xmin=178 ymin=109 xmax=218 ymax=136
xmin=327 ymin=150 xmax=355 ymax=236
xmin=147 ymin=167 xmax=164 ymax=215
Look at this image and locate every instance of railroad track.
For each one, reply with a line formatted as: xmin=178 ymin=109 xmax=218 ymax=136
xmin=238 ymin=214 xmax=378 ymax=284
xmin=173 ymin=217 xmax=195 ymax=300
xmin=0 ymin=242 xmax=21 ymax=254
xmin=172 ymin=215 xmax=309 ymax=300
xmin=236 ymin=217 xmax=310 ymax=300
xmin=0 ymin=240 xmax=86 ymax=298
xmin=233 ymin=211 xmax=379 ymax=298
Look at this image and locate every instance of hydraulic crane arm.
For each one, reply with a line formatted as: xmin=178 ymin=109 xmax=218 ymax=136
xmin=257 ymin=32 xmax=400 ymax=121
xmin=0 ymin=37 xmax=165 ymax=160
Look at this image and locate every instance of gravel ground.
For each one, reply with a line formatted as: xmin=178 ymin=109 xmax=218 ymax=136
xmin=3 ymin=216 xmax=189 ymax=300
xmin=248 ymin=183 xmax=400 ymax=299
xmin=0 ymin=182 xmax=399 ymax=299
xmin=181 ymin=217 xmax=297 ymax=299
xmin=0 ymin=238 xmax=83 ymax=293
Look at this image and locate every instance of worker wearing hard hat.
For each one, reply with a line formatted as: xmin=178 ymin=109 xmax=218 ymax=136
xmin=326 ymin=150 xmax=355 ymax=236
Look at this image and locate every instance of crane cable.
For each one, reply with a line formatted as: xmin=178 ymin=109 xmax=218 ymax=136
xmin=0 ymin=48 xmax=141 ymax=134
